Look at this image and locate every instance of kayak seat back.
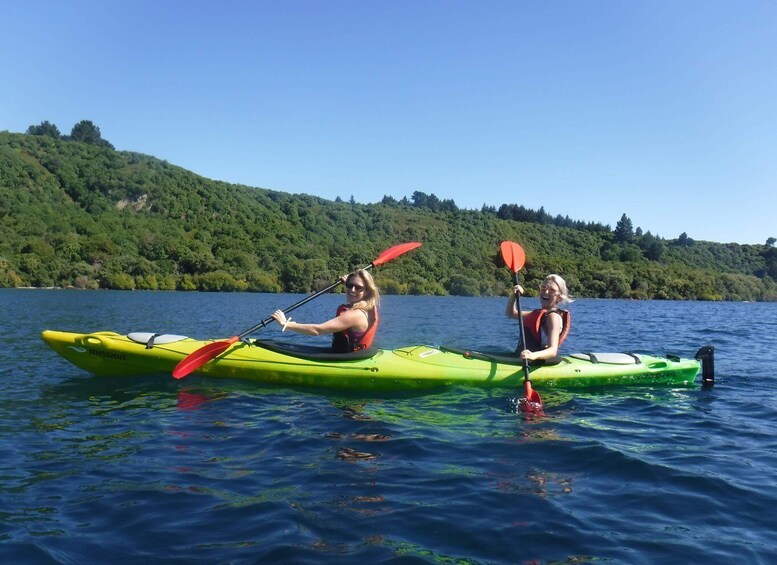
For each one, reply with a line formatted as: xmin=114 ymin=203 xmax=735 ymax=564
xmin=252 ymin=339 xmax=379 ymax=362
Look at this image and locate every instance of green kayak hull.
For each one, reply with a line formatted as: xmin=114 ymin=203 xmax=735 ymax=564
xmin=41 ymin=330 xmax=704 ymax=391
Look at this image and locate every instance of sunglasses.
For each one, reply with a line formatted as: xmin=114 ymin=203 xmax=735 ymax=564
xmin=539 ymin=284 xmax=559 ymax=297
xmin=345 ymin=282 xmax=365 ymax=292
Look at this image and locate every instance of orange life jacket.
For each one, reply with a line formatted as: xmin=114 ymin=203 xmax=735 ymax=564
xmin=522 ymin=308 xmax=570 ymax=352
xmin=331 ymin=304 xmax=379 ymax=352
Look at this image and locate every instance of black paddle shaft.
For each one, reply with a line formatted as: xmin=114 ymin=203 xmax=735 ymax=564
xmin=236 ymin=263 xmax=377 ymax=340
xmin=512 ymin=272 xmax=532 ymax=382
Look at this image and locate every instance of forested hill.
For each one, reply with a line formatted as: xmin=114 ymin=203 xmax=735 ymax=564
xmin=2 ymin=130 xmax=776 ymax=301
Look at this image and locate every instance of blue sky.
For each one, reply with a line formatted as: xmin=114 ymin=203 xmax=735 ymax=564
xmin=3 ymin=1 xmax=776 ymax=244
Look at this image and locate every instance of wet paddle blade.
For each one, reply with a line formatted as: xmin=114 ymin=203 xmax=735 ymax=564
xmin=500 ymin=241 xmax=526 ymax=273
xmin=172 ymin=336 xmax=239 ymax=379
xmin=519 ymin=396 xmax=545 ymax=415
xmin=524 ymin=380 xmax=542 ymax=404
xmin=519 ymin=380 xmax=544 ymax=414
xmin=520 ymin=368 xmax=544 ymax=413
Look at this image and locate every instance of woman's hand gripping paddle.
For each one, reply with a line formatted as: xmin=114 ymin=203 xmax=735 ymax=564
xmin=172 ymin=242 xmax=422 ymax=379
xmin=500 ymin=241 xmax=543 ymax=413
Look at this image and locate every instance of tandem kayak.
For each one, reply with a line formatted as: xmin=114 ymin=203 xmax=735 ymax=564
xmin=41 ymin=330 xmax=715 ymax=391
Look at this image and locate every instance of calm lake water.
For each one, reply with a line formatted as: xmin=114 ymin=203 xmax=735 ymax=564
xmin=2 ymin=288 xmax=776 ymax=563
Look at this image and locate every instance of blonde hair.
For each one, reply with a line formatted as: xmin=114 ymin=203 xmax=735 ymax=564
xmin=545 ymin=274 xmax=573 ymax=304
xmin=347 ymin=269 xmax=380 ymax=311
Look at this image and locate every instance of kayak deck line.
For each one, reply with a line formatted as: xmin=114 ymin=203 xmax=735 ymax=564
xmin=41 ymin=329 xmax=712 ymax=391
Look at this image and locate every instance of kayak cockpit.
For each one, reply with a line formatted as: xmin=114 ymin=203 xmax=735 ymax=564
xmin=439 ymin=345 xmax=563 ymax=366
xmin=250 ymin=339 xmax=380 ymax=362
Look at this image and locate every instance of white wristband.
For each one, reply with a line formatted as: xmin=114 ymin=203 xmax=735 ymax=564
xmin=282 ymin=318 xmax=292 ymax=332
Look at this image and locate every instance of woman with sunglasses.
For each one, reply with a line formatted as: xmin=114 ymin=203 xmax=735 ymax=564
xmin=505 ymin=274 xmax=573 ymax=363
xmin=271 ymin=269 xmax=380 ymax=353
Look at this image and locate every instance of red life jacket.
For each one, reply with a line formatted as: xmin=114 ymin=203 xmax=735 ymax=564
xmin=331 ymin=304 xmax=379 ymax=352
xmin=521 ymin=308 xmax=570 ymax=352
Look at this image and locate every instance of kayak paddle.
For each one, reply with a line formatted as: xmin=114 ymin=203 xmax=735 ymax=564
xmin=500 ymin=240 xmax=543 ymax=412
xmin=172 ymin=241 xmax=422 ymax=379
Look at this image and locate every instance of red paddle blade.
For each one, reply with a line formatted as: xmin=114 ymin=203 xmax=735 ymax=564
xmin=524 ymin=380 xmax=542 ymax=404
xmin=172 ymin=336 xmax=239 ymax=379
xmin=519 ymin=380 xmax=544 ymax=415
xmin=372 ymin=242 xmax=422 ymax=267
xmin=500 ymin=241 xmax=526 ymax=273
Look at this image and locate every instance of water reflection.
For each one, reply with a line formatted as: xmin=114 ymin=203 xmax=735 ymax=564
xmin=176 ymin=389 xmax=229 ymax=411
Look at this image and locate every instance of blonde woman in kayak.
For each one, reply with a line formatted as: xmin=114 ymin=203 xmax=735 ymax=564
xmin=271 ymin=269 xmax=380 ymax=352
xmin=505 ymin=274 xmax=572 ymax=362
